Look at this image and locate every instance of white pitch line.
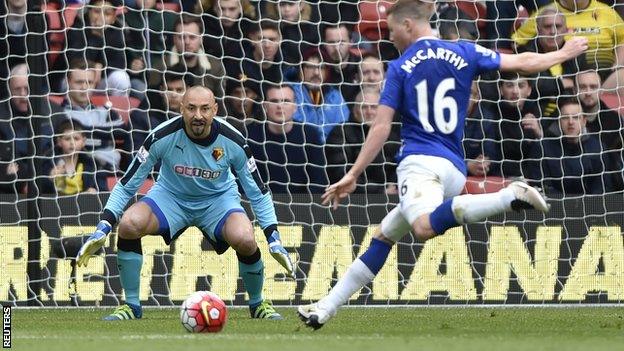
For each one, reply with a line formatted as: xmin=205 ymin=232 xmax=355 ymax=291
xmin=11 ymin=303 xmax=624 ymax=310
xmin=13 ymin=334 xmax=390 ymax=341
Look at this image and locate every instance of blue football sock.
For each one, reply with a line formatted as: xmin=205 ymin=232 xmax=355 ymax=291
xmin=429 ymin=199 xmax=460 ymax=235
xmin=238 ymin=249 xmax=264 ymax=307
xmin=117 ymin=250 xmax=142 ymax=306
xmin=359 ymin=238 xmax=392 ymax=275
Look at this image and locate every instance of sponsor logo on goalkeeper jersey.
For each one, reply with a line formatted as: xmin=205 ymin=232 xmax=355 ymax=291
xmin=174 ymin=165 xmax=221 ymax=180
xmin=401 ymin=47 xmax=469 ymax=74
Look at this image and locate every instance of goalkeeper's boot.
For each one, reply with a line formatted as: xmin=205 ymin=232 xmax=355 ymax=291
xmin=76 ymin=221 xmax=111 ymax=267
xmin=103 ymin=303 xmax=143 ymax=321
xmin=507 ymin=181 xmax=550 ymax=213
xmin=297 ymin=303 xmax=336 ymax=330
xmin=250 ymin=300 xmax=283 ymax=320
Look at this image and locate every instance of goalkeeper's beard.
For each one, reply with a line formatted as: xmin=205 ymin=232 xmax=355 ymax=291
xmin=191 ymin=121 xmax=206 ymax=137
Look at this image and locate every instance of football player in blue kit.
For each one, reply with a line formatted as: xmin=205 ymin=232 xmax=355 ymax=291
xmin=298 ymin=0 xmax=588 ymax=329
xmin=76 ymin=86 xmax=295 ymax=320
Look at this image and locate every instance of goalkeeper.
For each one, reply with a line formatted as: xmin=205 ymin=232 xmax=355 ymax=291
xmin=76 ymin=86 xmax=295 ymax=321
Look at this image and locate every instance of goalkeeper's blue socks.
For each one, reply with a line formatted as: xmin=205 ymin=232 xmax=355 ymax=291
xmin=237 ymin=248 xmax=264 ymax=307
xmin=117 ymin=238 xmax=143 ymax=307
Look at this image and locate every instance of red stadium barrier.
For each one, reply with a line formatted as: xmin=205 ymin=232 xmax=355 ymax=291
xmin=106 ymin=176 xmax=154 ymax=194
xmin=463 ymin=176 xmax=513 ymax=194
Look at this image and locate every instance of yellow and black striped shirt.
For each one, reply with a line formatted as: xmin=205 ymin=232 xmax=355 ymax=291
xmin=512 ymin=0 xmax=624 ymax=70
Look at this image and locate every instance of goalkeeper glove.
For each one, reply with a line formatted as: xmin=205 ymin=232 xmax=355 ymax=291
xmin=265 ymin=228 xmax=295 ymax=279
xmin=76 ymin=220 xmax=111 ymax=267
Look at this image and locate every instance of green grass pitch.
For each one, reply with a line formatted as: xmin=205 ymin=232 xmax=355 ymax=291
xmin=11 ymin=307 xmax=624 ymax=351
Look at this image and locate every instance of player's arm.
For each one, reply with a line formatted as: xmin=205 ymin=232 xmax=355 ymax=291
xmin=346 ymin=105 xmax=395 ymax=179
xmin=233 ymin=143 xmax=295 ymax=278
xmin=322 ymin=62 xmax=400 ymax=209
xmin=500 ymin=36 xmax=589 ymax=75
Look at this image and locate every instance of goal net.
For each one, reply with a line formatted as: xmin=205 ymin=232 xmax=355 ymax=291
xmin=1 ymin=0 xmax=624 ymax=307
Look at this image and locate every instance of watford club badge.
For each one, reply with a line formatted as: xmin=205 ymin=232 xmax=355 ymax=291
xmin=212 ymin=147 xmax=224 ymax=161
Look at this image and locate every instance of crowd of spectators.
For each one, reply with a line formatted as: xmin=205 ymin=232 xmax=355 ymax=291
xmin=0 ymin=0 xmax=623 ymax=198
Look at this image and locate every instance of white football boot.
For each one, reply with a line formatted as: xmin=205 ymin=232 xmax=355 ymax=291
xmin=507 ymin=181 xmax=550 ymax=212
xmin=297 ymin=303 xmax=336 ymax=330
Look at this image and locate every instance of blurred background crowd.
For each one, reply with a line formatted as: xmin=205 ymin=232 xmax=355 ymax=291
xmin=1 ymin=0 xmax=624 ymax=198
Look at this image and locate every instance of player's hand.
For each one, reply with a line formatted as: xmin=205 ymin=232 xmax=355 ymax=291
xmin=467 ymin=155 xmax=490 ymax=177
xmin=321 ymin=173 xmax=357 ymax=210
xmin=76 ymin=220 xmax=111 ymax=267
xmin=521 ymin=113 xmax=543 ymax=139
xmin=561 ymin=36 xmax=589 ymax=59
xmin=266 ymin=230 xmax=296 ymax=279
xmin=6 ymin=162 xmax=18 ymax=176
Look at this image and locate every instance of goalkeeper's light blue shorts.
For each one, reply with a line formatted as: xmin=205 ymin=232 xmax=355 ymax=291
xmin=140 ymin=183 xmax=245 ymax=250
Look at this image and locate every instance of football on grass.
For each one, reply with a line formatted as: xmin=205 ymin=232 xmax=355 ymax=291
xmin=180 ymin=291 xmax=228 ymax=333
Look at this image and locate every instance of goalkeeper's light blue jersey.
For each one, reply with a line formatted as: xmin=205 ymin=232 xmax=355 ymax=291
xmin=380 ymin=37 xmax=501 ymax=175
xmin=104 ymin=116 xmax=277 ymax=229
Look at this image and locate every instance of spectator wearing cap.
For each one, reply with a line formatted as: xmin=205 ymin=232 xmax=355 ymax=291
xmin=130 ymin=65 xmax=186 ymax=150
xmin=247 ymin=84 xmax=327 ymax=194
xmin=165 ymin=14 xmax=225 ymax=98
xmin=55 ymin=0 xmax=133 ymax=95
xmin=0 ymin=63 xmax=55 ymax=194
xmin=538 ymin=96 xmax=612 ymax=195
xmin=325 ymin=88 xmax=400 ymax=194
xmin=222 ymin=75 xmax=263 ymax=135
xmin=225 ymin=20 xmax=286 ymax=88
xmin=262 ymin=0 xmax=320 ymax=67
xmin=322 ymin=23 xmax=361 ymax=102
xmin=291 ymin=48 xmax=350 ymax=142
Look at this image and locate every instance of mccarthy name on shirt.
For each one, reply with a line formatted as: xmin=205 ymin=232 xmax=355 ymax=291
xmin=400 ymin=47 xmax=469 ymax=73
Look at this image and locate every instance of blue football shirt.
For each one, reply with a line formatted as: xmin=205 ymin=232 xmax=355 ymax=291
xmin=104 ymin=116 xmax=277 ymax=229
xmin=380 ymin=37 xmax=501 ymax=174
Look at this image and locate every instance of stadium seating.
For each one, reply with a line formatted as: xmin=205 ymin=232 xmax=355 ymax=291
xmin=600 ymin=92 xmax=624 ymax=116
xmin=356 ymin=1 xmax=393 ymax=41
xmin=44 ymin=2 xmax=82 ymax=67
